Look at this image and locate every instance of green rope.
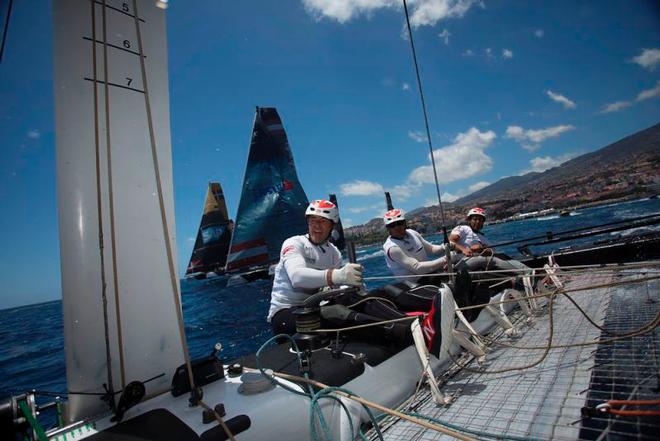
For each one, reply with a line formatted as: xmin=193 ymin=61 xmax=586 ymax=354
xmin=18 ymin=400 xmax=47 ymax=441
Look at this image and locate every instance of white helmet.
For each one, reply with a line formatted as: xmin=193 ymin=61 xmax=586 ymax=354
xmin=383 ymin=208 xmax=406 ymax=226
xmin=467 ymin=207 xmax=486 ymax=219
xmin=305 ymin=200 xmax=339 ymax=223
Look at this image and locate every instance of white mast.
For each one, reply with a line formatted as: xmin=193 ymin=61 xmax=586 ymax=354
xmin=53 ymin=0 xmax=184 ymax=422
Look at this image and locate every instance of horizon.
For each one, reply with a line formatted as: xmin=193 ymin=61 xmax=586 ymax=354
xmin=1 ymin=0 xmax=659 ymax=308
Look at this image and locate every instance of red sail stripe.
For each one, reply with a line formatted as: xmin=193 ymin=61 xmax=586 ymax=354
xmin=227 ymin=254 xmax=269 ymax=270
xmin=229 ymin=238 xmax=267 ymax=253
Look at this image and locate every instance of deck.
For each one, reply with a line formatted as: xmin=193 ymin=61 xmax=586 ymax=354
xmin=370 ymin=264 xmax=660 ymax=440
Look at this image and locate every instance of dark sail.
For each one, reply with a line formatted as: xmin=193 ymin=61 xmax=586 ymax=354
xmin=186 ymin=183 xmax=233 ymax=276
xmin=226 ymin=107 xmax=309 ymax=271
xmin=329 ymin=193 xmax=346 ymax=251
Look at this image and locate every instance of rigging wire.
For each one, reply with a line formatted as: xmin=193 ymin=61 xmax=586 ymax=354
xmin=0 ymin=0 xmax=13 ymax=63
xmin=401 ymin=0 xmax=454 ymax=278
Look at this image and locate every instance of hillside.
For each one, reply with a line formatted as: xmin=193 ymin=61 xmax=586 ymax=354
xmin=346 ymin=122 xmax=660 ymax=244
xmin=457 ymin=122 xmax=660 ymax=205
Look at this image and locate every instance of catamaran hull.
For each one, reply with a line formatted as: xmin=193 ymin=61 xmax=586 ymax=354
xmin=47 ymin=291 xmax=515 ymax=440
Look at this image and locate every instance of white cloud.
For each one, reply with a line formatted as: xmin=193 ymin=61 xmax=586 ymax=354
xmin=505 ymin=124 xmax=575 ymax=149
xmin=631 ymin=48 xmax=660 ymax=71
xmin=409 ymin=127 xmax=495 ymax=185
xmin=600 ymin=100 xmax=632 ymax=113
xmin=534 ymin=29 xmax=544 ymax=38
xmin=388 ymin=183 xmax=418 ymax=201
xmin=441 ymin=192 xmax=460 ymax=202
xmin=187 ymin=237 xmax=196 ymax=242
xmin=408 ymin=0 xmax=479 ymax=28
xmin=301 ymin=0 xmax=478 ymax=28
xmin=484 ymin=47 xmax=493 ymax=58
xmin=408 ymin=130 xmax=428 ymax=143
xmin=342 ymin=218 xmax=354 ymax=227
xmin=402 ymin=82 xmax=411 ymax=90
xmin=636 ymin=80 xmax=660 ymax=101
xmin=546 ymin=90 xmax=576 ymax=109
xmin=27 ymin=129 xmax=41 ymax=139
xmin=462 ymin=49 xmax=474 ymax=57
xmin=468 ymin=181 xmax=490 ymax=193
xmin=521 ymin=152 xmax=579 ymax=174
xmin=502 ymin=48 xmax=513 ymax=59
xmin=438 ymin=28 xmax=451 ymax=45
xmin=340 ymin=180 xmax=384 ymax=196
xmin=599 ymin=81 xmax=660 ymax=114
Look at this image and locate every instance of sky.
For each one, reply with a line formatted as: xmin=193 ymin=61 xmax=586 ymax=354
xmin=0 ymin=0 xmax=659 ymax=308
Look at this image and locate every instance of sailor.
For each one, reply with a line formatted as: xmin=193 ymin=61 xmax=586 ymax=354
xmin=269 ymin=200 xmax=411 ymax=345
xmin=450 ymin=207 xmax=534 ymax=297
xmin=382 ymin=208 xmax=461 ymax=285
xmin=449 ymin=207 xmax=490 ymax=256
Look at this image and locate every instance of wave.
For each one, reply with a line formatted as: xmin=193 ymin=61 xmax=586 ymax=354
xmin=614 ymin=225 xmax=660 ymax=237
xmin=357 ymin=249 xmax=384 ymax=261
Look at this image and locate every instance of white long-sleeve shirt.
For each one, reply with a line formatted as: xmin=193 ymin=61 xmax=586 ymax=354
xmin=383 ymin=229 xmax=449 ymax=281
xmin=268 ymin=235 xmax=342 ymax=321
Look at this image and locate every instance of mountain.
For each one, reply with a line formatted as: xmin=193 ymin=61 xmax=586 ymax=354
xmin=456 ymin=122 xmax=660 ymax=205
xmin=346 ymin=122 xmax=660 ymax=243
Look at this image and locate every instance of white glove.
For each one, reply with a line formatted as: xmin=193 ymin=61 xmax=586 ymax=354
xmin=331 ymin=263 xmax=363 ymax=286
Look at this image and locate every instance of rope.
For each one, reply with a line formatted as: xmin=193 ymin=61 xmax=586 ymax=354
xmin=363 ymin=260 xmax=660 ymax=281
xmin=596 ymin=400 xmax=660 ymax=416
xmin=256 ymin=369 xmax=478 ymax=441
xmin=91 ymin=0 xmax=116 ymax=409
xmin=101 ymin=0 xmax=127 ymax=389
xmin=132 ymin=4 xmax=236 ymax=440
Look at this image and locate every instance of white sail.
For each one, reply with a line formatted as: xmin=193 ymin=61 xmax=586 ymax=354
xmin=53 ymin=0 xmax=184 ymax=422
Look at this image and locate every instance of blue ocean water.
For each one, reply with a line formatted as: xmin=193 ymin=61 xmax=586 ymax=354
xmin=1 ymin=198 xmax=658 ymax=425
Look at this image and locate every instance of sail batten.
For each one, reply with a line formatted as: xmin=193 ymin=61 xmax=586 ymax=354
xmin=226 ymin=107 xmax=309 ymax=272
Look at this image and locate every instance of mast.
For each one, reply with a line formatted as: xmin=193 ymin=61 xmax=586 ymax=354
xmin=53 ymin=0 xmax=184 ymax=421
xmin=328 ymin=193 xmax=346 ymax=251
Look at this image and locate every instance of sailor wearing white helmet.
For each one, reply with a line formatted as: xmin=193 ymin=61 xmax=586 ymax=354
xmin=451 ymin=207 xmax=534 ymax=293
xmin=268 ymin=199 xmax=364 ymax=335
xmin=449 ymin=207 xmax=489 ymax=256
xmin=382 ymin=208 xmax=458 ymax=283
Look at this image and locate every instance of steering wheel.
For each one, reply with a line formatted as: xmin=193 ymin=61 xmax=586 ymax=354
xmin=302 ymin=286 xmax=358 ymax=308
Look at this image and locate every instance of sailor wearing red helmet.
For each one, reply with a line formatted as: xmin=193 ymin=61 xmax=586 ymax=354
xmin=450 ymin=207 xmax=534 ymax=293
xmin=382 ymin=208 xmax=458 ymax=283
xmin=268 ymin=199 xmax=364 ymax=334
xmin=449 ymin=207 xmax=489 ymax=256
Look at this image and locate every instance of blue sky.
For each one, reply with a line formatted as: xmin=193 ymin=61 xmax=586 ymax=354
xmin=0 ymin=0 xmax=659 ymax=308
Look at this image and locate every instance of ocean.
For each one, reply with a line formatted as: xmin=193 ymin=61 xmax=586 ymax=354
xmin=1 ymin=197 xmax=659 ymax=428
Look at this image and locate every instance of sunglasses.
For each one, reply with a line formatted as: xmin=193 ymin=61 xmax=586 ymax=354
xmin=388 ymin=220 xmax=406 ymax=228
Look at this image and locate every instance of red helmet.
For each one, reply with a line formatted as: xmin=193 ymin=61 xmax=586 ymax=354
xmin=467 ymin=207 xmax=486 ymax=219
xmin=305 ymin=200 xmax=339 ymax=223
xmin=383 ymin=208 xmax=406 ymax=226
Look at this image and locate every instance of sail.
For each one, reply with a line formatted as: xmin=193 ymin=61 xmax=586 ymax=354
xmin=186 ymin=183 xmax=233 ymax=275
xmin=226 ymin=107 xmax=309 ymax=271
xmin=53 ymin=0 xmax=184 ymax=422
xmin=329 ymin=193 xmax=346 ymax=251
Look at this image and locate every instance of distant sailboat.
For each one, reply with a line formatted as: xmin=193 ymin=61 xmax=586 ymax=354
xmin=225 ymin=107 xmax=309 ymax=280
xmin=185 ymin=182 xmax=233 ymax=279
